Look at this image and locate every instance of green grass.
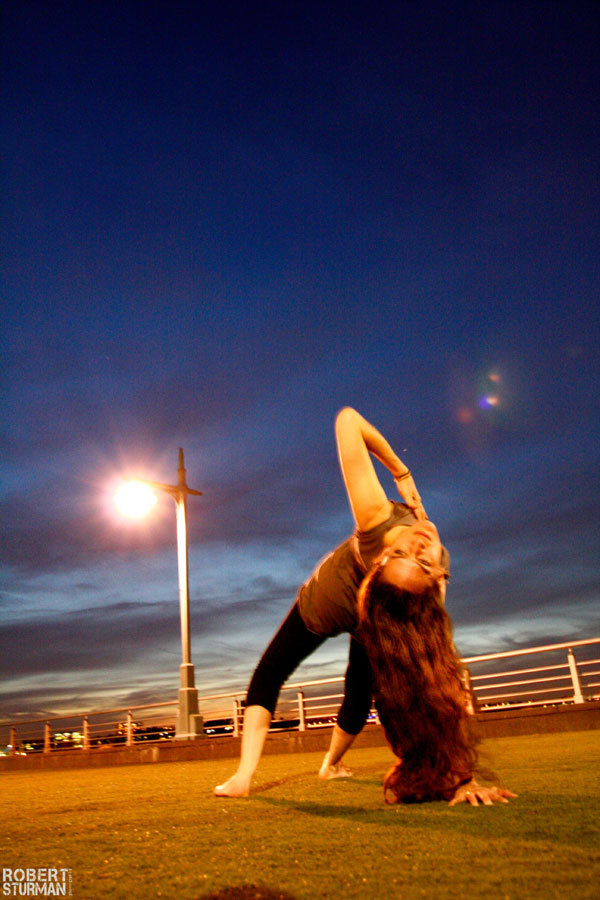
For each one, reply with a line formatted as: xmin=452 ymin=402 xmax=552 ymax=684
xmin=2 ymin=731 xmax=599 ymax=900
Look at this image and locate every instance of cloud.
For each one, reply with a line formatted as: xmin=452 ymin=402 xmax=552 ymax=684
xmin=0 ymin=600 xmax=178 ymax=678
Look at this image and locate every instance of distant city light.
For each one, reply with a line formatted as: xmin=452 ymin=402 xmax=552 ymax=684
xmin=114 ymin=481 xmax=158 ymax=518
xmin=488 ymin=372 xmax=501 ymax=383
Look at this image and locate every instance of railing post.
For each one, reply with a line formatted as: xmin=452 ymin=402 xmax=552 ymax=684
xmin=127 ymin=711 xmax=134 ymax=747
xmin=461 ymin=667 xmax=476 ymax=715
xmin=10 ymin=727 xmax=16 ymax=756
xmin=297 ymin=690 xmax=306 ymax=731
xmin=567 ymin=648 xmax=584 ymax=704
xmin=44 ymin=721 xmax=52 ymax=754
xmin=83 ymin=716 xmax=90 ymax=750
xmin=232 ymin=699 xmax=241 ymax=738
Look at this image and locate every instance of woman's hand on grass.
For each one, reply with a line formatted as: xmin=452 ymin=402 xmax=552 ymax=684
xmin=449 ymin=780 xmax=518 ymax=807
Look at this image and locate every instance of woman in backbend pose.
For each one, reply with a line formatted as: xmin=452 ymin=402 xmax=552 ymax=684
xmin=215 ymin=407 xmax=515 ymax=806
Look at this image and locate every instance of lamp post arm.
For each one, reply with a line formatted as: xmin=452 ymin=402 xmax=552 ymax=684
xmin=134 ymin=449 xmax=202 ymax=500
xmin=140 ymin=479 xmax=203 ymax=499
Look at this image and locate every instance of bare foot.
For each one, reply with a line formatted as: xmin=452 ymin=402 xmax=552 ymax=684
xmin=213 ymin=773 xmax=251 ymax=797
xmin=318 ymin=756 xmax=353 ymax=780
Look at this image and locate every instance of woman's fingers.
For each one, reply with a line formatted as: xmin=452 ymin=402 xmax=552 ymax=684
xmin=449 ymin=782 xmax=518 ymax=807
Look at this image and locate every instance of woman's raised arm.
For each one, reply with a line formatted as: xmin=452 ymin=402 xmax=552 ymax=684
xmin=335 ymin=407 xmax=426 ymax=531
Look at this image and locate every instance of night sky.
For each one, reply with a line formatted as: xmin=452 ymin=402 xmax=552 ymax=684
xmin=2 ymin=1 xmax=599 ymax=721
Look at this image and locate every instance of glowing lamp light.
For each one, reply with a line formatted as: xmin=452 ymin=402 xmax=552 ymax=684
xmin=114 ymin=481 xmax=158 ymax=518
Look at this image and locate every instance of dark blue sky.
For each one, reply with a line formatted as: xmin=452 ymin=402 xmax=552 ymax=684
xmin=2 ymin=0 xmax=599 ymax=720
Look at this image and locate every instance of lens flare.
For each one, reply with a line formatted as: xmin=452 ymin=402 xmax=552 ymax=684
xmin=478 ymin=395 xmax=499 ymax=409
xmin=114 ymin=481 xmax=158 ymax=518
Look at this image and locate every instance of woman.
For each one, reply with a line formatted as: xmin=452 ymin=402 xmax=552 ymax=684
xmin=215 ymin=407 xmax=515 ymax=806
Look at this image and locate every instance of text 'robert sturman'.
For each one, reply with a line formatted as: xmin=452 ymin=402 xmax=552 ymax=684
xmin=2 ymin=869 xmax=72 ymax=897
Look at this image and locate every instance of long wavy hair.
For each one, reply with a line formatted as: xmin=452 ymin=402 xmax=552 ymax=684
xmin=357 ymin=567 xmax=477 ymax=803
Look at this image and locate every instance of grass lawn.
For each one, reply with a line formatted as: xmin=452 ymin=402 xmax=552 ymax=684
xmin=1 ymin=730 xmax=599 ymax=900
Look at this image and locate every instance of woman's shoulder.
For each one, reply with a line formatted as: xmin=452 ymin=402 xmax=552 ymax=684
xmin=354 ymin=502 xmax=416 ymax=569
xmin=355 ymin=501 xmax=415 ymax=539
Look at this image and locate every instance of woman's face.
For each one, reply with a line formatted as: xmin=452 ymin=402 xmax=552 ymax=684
xmin=379 ymin=521 xmax=446 ymax=593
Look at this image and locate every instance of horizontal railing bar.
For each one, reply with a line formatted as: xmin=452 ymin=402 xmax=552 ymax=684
xmin=463 ymin=637 xmax=600 ymax=664
xmin=194 ymin=676 xmax=347 ymax=705
xmin=301 ymin=702 xmax=340 ymax=713
xmin=277 ymin=676 xmax=345 ymax=690
xmin=1 ymin=701 xmax=179 ymax=728
xmin=475 ymin=674 xmax=573 ymax=690
xmin=300 ymin=693 xmax=344 ymax=703
xmin=87 ymin=701 xmax=178 ymax=715
xmin=471 ymin=663 xmax=569 ymax=681
xmin=477 ymin=685 xmax=575 ymax=700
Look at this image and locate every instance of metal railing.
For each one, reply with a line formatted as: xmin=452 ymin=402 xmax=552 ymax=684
xmin=2 ymin=637 xmax=598 ymax=756
xmin=463 ymin=637 xmax=600 ymax=710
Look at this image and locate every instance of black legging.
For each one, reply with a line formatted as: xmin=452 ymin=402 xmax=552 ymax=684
xmin=246 ymin=602 xmax=373 ymax=735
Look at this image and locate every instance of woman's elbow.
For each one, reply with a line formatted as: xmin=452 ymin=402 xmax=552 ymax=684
xmin=335 ymin=407 xmax=359 ymax=427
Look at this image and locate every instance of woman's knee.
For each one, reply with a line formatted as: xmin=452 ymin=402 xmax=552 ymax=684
xmin=246 ymin=658 xmax=286 ymax=714
xmin=336 ymin=695 xmax=372 ymax=735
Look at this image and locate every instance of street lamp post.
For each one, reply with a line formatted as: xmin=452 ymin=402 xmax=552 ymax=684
xmin=121 ymin=449 xmax=204 ymax=740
